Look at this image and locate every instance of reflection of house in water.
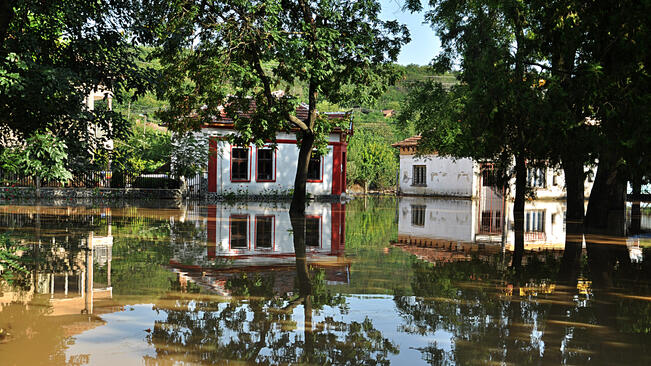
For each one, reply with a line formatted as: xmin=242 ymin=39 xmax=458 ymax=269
xmin=395 ymin=197 xmax=570 ymax=263
xmin=1 ymin=229 xmax=117 ymax=320
xmin=168 ymin=202 xmax=349 ymax=295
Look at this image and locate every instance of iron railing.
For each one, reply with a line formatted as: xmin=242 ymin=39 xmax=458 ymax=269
xmin=0 ymin=168 xmax=204 ymax=198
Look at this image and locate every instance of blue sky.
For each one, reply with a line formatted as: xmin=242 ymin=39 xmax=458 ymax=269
xmin=379 ymin=0 xmax=441 ymax=65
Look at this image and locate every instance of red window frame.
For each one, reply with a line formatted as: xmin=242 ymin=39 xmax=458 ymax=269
xmin=307 ymin=153 xmax=324 ymax=183
xmin=230 ymin=146 xmax=251 ymax=182
xmin=254 ymin=215 xmax=275 ymax=250
xmin=228 ymin=214 xmax=250 ymax=250
xmin=255 ymin=147 xmax=276 ymax=182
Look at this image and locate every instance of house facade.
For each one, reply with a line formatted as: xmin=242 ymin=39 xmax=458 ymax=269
xmin=393 ymin=135 xmax=594 ymax=200
xmin=201 ymin=104 xmax=351 ymax=197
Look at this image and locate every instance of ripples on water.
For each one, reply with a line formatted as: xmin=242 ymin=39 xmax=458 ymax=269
xmin=0 ymin=198 xmax=649 ymax=365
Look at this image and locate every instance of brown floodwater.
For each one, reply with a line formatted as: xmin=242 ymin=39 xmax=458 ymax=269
xmin=0 ymin=198 xmax=649 ymax=365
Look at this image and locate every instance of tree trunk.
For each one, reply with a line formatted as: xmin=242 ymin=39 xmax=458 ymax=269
xmin=290 ymin=210 xmax=312 ymax=296
xmin=584 ymin=154 xmax=627 ymax=236
xmin=630 ymin=174 xmax=642 ymax=235
xmin=35 ymin=175 xmax=41 ymax=199
xmin=511 ymin=154 xmax=526 ymax=268
xmin=562 ymin=156 xmax=585 ymax=235
xmin=290 ymin=133 xmax=315 ymax=214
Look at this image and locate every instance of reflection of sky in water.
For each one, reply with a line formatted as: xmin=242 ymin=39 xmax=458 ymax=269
xmin=66 ymin=305 xmax=165 ymax=365
xmin=65 ymin=296 xmax=454 ymax=365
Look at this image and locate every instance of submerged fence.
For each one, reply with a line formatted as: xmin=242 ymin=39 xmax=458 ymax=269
xmin=0 ymin=168 xmax=204 ymax=198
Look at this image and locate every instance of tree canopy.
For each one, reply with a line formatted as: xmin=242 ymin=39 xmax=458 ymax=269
xmin=138 ymin=0 xmax=409 ymax=210
xmin=0 ymin=0 xmax=152 ymax=169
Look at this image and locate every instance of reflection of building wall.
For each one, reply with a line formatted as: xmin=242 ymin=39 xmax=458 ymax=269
xmin=398 ymin=197 xmax=477 ymax=243
xmin=1 ymin=233 xmax=114 ymax=316
xmin=505 ymin=200 xmax=567 ymax=249
xmin=397 ymin=197 xmax=569 ymax=253
xmin=170 ymin=202 xmax=346 ymax=269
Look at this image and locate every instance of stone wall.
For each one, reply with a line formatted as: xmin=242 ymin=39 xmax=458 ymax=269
xmin=0 ymin=187 xmax=181 ymax=200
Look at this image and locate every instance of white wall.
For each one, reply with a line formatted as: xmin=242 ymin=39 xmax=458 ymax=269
xmin=507 ymin=166 xmax=595 ymax=200
xmin=398 ymin=197 xmax=478 ymax=242
xmin=204 ymin=130 xmax=337 ymax=195
xmin=398 ymin=155 xmax=479 ymax=197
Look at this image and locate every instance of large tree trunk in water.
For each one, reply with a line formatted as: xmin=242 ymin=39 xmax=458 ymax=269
xmin=562 ymin=156 xmax=585 ymax=235
xmin=630 ymin=175 xmax=642 ymax=235
xmin=511 ymin=154 xmax=526 ymax=268
xmin=290 ymin=133 xmax=315 ymax=214
xmin=584 ymin=154 xmax=627 ymax=236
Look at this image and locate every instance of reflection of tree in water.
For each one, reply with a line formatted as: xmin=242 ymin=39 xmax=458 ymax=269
xmin=395 ymin=244 xmax=651 ymax=365
xmin=146 ymin=212 xmax=397 ymax=365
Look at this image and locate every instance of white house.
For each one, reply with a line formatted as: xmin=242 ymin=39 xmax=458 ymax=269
xmin=392 ymin=135 xmax=594 ymax=200
xmin=200 ymin=103 xmax=351 ymax=196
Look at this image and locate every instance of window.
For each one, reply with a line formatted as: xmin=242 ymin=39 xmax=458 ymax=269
xmin=256 ymin=148 xmax=274 ymax=181
xmin=525 ymin=210 xmax=545 ymax=232
xmin=230 ymin=215 xmax=248 ymax=249
xmin=305 ymin=217 xmax=320 ymax=247
xmin=232 ymin=147 xmax=249 ymax=181
xmin=413 ymin=165 xmax=427 ymax=186
xmin=307 ymin=154 xmax=322 ymax=181
xmin=255 ymin=216 xmax=274 ymax=249
xmin=527 ymin=167 xmax=546 ymax=188
xmin=480 ymin=210 xmax=502 ymax=234
xmin=411 ymin=205 xmax=426 ymax=226
xmin=481 ymin=164 xmax=498 ymax=186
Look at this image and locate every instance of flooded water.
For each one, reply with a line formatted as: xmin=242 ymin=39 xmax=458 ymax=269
xmin=0 ymin=198 xmax=649 ymax=365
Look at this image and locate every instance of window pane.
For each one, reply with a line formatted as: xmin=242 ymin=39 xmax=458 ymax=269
xmin=232 ymin=148 xmax=249 ymax=180
xmin=308 ymin=155 xmax=321 ymax=180
xmin=231 ymin=216 xmax=248 ymax=248
xmin=412 ymin=165 xmax=426 ymax=186
xmin=257 ymin=149 xmax=273 ymax=181
xmin=256 ymin=216 xmax=273 ymax=248
xmin=411 ymin=205 xmax=426 ymax=226
xmin=305 ymin=218 xmax=320 ymax=246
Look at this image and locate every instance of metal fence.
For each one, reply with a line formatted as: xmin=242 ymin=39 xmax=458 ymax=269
xmin=0 ymin=168 xmax=204 ymax=198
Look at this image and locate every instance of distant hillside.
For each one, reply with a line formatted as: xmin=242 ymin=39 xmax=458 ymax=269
xmin=112 ymin=48 xmax=457 ymax=139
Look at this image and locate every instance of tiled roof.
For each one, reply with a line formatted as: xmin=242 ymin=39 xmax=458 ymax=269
xmin=391 ymin=135 xmax=422 ymax=148
xmin=203 ymin=99 xmax=348 ymax=127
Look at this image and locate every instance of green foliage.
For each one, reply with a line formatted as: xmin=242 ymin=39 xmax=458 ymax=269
xmin=0 ymin=234 xmax=29 ymax=284
xmin=171 ymin=132 xmax=209 ymax=178
xmin=21 ymin=132 xmax=73 ymax=183
xmin=111 ymin=124 xmax=172 ymax=179
xmin=0 ymin=1 xmax=152 ymax=149
xmin=0 ymin=132 xmax=73 ymax=183
xmin=347 ymin=128 xmax=398 ymax=190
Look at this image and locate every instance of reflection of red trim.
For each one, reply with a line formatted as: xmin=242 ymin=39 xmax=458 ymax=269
xmin=307 ymin=154 xmax=324 ymax=183
xmin=330 ymin=203 xmax=346 ymax=255
xmin=230 ymin=146 xmax=251 ymax=182
xmin=207 ymin=206 xmax=217 ymax=258
xmin=254 ymin=215 xmax=275 ymax=251
xmin=255 ymin=147 xmax=276 ymax=182
xmin=169 ymin=259 xmax=350 ymax=274
xmin=228 ymin=214 xmax=250 ymax=250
